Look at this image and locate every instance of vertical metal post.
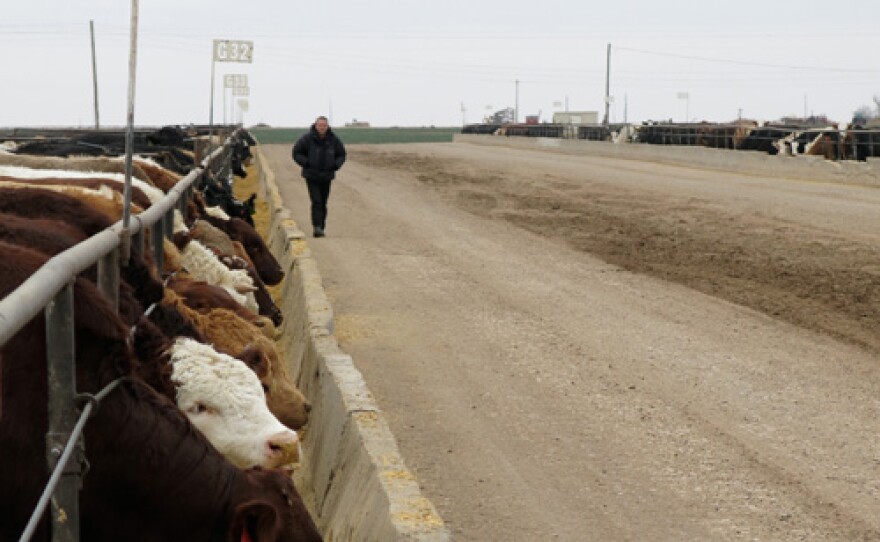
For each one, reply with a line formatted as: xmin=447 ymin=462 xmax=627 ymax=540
xmin=97 ymin=248 xmax=119 ymax=313
xmin=514 ymin=79 xmax=519 ymax=124
xmin=151 ymin=225 xmax=165 ymax=273
xmin=603 ymin=43 xmax=611 ymax=126
xmin=122 ymin=0 xmax=139 ymax=240
xmin=209 ymin=44 xmax=216 ymax=156
xmin=163 ymin=208 xmax=174 ymax=240
xmin=45 ymin=283 xmax=80 ymax=542
xmin=89 ymin=20 xmax=100 ymax=129
xmin=131 ymin=228 xmax=144 ymax=260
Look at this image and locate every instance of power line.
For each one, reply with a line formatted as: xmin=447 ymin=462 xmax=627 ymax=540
xmin=615 ymin=46 xmax=880 ymax=74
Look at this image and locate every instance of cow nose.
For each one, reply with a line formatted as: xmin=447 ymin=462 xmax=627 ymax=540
xmin=266 ymin=431 xmax=300 ymax=465
xmin=304 ymin=402 xmax=312 ymax=414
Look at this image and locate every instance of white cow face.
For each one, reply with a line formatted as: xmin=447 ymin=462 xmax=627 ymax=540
xmin=168 ymin=338 xmax=300 ymax=468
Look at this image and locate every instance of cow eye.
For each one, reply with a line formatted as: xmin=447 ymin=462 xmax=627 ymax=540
xmin=192 ymin=403 xmax=210 ymax=414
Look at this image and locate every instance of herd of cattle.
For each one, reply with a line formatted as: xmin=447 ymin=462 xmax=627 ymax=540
xmin=463 ymin=120 xmax=880 ymax=161
xmin=0 ymin=127 xmax=323 ymax=540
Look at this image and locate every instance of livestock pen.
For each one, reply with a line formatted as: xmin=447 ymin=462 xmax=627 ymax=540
xmin=461 ymin=121 xmax=880 ymax=161
xmin=0 ymin=125 xmax=450 ymax=541
xmin=0 ymin=129 xmax=241 ymax=540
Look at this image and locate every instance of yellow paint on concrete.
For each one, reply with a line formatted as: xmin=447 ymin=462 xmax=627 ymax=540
xmin=392 ymin=498 xmax=446 ymax=529
xmin=354 ymin=411 xmax=380 ymax=428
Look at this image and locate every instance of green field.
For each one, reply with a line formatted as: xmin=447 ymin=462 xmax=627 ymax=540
xmin=250 ymin=126 xmax=460 ymax=145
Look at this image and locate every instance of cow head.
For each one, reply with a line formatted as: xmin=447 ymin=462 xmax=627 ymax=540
xmin=226 ymin=218 xmax=284 ymax=286
xmin=236 ymin=344 xmax=311 ymax=431
xmin=168 ymin=338 xmax=300 ymax=468
xmin=231 ymin=468 xmax=322 ymax=542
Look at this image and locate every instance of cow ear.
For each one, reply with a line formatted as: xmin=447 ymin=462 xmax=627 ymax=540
xmin=171 ymin=230 xmax=191 ymax=250
xmin=236 ymin=346 xmax=269 ymax=378
xmin=230 ymin=500 xmax=280 ymax=542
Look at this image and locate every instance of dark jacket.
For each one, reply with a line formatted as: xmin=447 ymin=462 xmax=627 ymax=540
xmin=292 ymin=124 xmax=346 ymax=182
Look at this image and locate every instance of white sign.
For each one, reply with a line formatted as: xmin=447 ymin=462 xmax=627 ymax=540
xmin=237 ymin=99 xmax=249 ymax=112
xmin=677 ymin=92 xmax=689 ymax=99
xmin=223 ymin=74 xmax=248 ymax=88
xmin=232 ymin=87 xmax=250 ymax=97
xmin=213 ymin=40 xmax=254 ymax=63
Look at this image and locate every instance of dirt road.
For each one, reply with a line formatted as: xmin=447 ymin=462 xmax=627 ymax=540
xmin=262 ymin=142 xmax=880 ymax=541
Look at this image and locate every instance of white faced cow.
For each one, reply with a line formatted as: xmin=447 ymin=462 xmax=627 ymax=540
xmin=167 ymin=337 xmax=300 ymax=469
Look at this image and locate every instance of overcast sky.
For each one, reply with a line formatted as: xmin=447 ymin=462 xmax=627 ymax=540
xmin=1 ymin=0 xmax=878 ymax=128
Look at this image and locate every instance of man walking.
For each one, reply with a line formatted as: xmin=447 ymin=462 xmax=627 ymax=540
xmin=292 ymin=116 xmax=347 ymax=237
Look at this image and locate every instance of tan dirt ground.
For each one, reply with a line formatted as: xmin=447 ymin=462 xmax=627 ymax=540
xmin=262 ymin=142 xmax=880 ymax=541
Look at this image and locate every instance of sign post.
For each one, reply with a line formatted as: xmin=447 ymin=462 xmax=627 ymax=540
xmin=210 ymin=40 xmax=253 ymax=149
xmin=225 ymin=74 xmax=248 ymax=127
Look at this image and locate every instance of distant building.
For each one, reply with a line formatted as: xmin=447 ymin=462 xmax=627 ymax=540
xmin=552 ymin=111 xmax=599 ymax=125
xmin=345 ymin=119 xmax=371 ymax=128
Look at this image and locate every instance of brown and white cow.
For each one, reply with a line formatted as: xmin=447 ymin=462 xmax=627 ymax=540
xmin=0 ymin=241 xmax=321 ymax=541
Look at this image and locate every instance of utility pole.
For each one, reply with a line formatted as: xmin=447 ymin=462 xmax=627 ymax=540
xmin=89 ymin=20 xmax=100 ymax=128
xmin=603 ymin=43 xmax=611 ymax=126
xmin=624 ymin=94 xmax=628 ymax=124
xmin=515 ymin=79 xmax=520 ymax=123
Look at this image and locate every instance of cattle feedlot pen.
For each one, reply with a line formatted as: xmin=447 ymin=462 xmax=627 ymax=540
xmin=0 ymin=133 xmax=239 ymax=542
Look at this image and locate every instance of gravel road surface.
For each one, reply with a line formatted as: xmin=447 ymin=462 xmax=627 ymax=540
xmin=262 ymin=142 xmax=880 ymax=541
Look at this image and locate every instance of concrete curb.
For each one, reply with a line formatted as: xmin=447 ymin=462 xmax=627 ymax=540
xmin=254 ymin=148 xmax=450 ymax=542
xmin=454 ymin=133 xmax=880 ymax=187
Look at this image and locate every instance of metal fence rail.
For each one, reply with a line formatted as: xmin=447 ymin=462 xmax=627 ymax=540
xmin=0 ymin=132 xmax=237 ymax=542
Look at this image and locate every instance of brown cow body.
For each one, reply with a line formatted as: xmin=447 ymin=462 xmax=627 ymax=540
xmin=0 ymin=175 xmax=153 ymax=209
xmin=167 ymin=276 xmax=276 ymax=338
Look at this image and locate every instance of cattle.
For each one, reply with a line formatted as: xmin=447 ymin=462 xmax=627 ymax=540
xmin=156 ymin=288 xmax=310 ymax=430
xmin=218 ymin=252 xmax=285 ymax=327
xmin=188 ymin=219 xmax=284 ymax=324
xmin=0 ymin=241 xmax=320 ymax=541
xmin=200 ymin=215 xmax=285 ymax=286
xmin=167 ymin=275 xmax=277 ymax=338
xmin=11 ymin=127 xmax=198 ymax=175
xmin=0 ymin=173 xmax=154 ymax=209
xmin=0 ymin=185 xmax=118 ymax=236
xmin=0 ymin=153 xmax=155 ymax=186
xmin=201 ymin=169 xmax=258 ymax=226
xmin=0 ymin=188 xmax=165 ymax=309
xmin=167 ymin=337 xmax=300 ymax=468
xmin=133 ymin=155 xmax=184 ymax=192
xmin=171 ymin=230 xmax=259 ymax=310
xmin=0 ymin=219 xmax=297 ymax=469
xmin=0 ymin=212 xmax=88 ymax=257
xmin=191 ymin=218 xmax=239 ymax=255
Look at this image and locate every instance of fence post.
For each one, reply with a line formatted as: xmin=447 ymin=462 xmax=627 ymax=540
xmin=163 ymin=208 xmax=174 ymax=240
xmin=151 ymin=224 xmax=164 ymax=273
xmin=97 ymin=247 xmax=120 ymax=313
xmin=45 ymin=282 xmax=80 ymax=542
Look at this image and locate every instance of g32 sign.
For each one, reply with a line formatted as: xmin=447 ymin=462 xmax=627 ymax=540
xmin=213 ymin=40 xmax=254 ymax=63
